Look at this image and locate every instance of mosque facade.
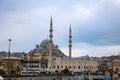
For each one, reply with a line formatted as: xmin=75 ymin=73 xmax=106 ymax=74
xmin=20 ymin=18 xmax=98 ymax=74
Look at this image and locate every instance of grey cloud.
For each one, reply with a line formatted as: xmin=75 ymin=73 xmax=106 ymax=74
xmin=73 ymin=1 xmax=120 ymax=46
xmin=0 ymin=0 xmax=120 ymax=56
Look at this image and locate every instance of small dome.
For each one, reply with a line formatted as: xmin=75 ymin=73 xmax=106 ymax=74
xmin=41 ymin=39 xmax=49 ymax=44
xmin=38 ymin=47 xmax=44 ymax=51
xmin=52 ymin=47 xmax=58 ymax=50
xmin=81 ymin=55 xmax=90 ymax=60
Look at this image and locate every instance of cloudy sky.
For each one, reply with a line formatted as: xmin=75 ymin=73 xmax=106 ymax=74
xmin=0 ymin=0 xmax=120 ymax=57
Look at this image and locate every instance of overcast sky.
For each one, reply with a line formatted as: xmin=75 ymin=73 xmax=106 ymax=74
xmin=0 ymin=0 xmax=120 ymax=57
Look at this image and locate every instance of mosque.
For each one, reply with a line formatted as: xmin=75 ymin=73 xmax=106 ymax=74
xmin=21 ymin=18 xmax=98 ymax=74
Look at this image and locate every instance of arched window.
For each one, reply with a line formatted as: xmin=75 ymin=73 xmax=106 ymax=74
xmin=69 ymin=66 xmax=71 ymax=69
xmin=37 ymin=65 xmax=39 ymax=68
xmin=74 ymin=66 xmax=76 ymax=69
xmin=23 ymin=65 xmax=25 ymax=67
xmin=78 ymin=66 xmax=80 ymax=69
xmin=54 ymin=65 xmax=56 ymax=69
xmin=57 ymin=65 xmax=59 ymax=69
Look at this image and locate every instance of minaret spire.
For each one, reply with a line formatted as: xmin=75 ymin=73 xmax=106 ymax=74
xmin=69 ymin=24 xmax=72 ymax=58
xmin=48 ymin=17 xmax=53 ymax=72
xmin=50 ymin=16 xmax=52 ymax=26
xmin=49 ymin=17 xmax=53 ymax=43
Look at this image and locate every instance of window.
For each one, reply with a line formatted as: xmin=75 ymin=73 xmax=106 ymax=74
xmin=37 ymin=65 xmax=39 ymax=68
xmin=23 ymin=65 xmax=26 ymax=67
xmin=54 ymin=66 xmax=56 ymax=69
xmin=74 ymin=66 xmax=76 ymax=69
xmin=57 ymin=65 xmax=59 ymax=69
xmin=69 ymin=66 xmax=71 ymax=69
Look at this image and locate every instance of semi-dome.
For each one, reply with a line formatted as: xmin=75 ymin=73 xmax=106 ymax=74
xmin=81 ymin=55 xmax=90 ymax=60
xmin=52 ymin=47 xmax=58 ymax=50
xmin=41 ymin=39 xmax=49 ymax=44
xmin=38 ymin=47 xmax=44 ymax=51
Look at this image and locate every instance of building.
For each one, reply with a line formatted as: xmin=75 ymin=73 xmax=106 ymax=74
xmin=20 ymin=18 xmax=98 ymax=74
xmin=0 ymin=18 xmax=99 ymax=75
xmin=111 ymin=60 xmax=120 ymax=72
xmin=2 ymin=58 xmax=22 ymax=75
xmin=0 ymin=52 xmax=25 ymax=75
xmin=53 ymin=57 xmax=98 ymax=73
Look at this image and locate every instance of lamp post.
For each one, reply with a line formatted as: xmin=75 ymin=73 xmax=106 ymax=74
xmin=8 ymin=39 xmax=12 ymax=76
xmin=8 ymin=39 xmax=12 ymax=59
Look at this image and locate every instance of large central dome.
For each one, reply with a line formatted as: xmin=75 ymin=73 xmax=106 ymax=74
xmin=41 ymin=39 xmax=49 ymax=44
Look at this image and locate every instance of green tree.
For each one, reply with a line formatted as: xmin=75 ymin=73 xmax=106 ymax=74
xmin=62 ymin=68 xmax=69 ymax=74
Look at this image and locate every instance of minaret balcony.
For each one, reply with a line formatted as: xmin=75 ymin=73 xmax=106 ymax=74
xmin=49 ymin=29 xmax=53 ymax=32
xmin=49 ymin=35 xmax=53 ymax=37
xmin=69 ymin=45 xmax=72 ymax=47
xmin=69 ymin=36 xmax=72 ymax=38
xmin=69 ymin=41 xmax=72 ymax=43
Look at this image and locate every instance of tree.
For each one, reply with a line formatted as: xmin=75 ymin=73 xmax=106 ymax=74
xmin=62 ymin=68 xmax=69 ymax=74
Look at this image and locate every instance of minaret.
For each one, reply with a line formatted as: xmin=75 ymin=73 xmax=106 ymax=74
xmin=48 ymin=17 xmax=53 ymax=71
xmin=69 ymin=25 xmax=72 ymax=58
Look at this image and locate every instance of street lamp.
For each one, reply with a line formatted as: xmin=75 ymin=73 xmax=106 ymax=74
xmin=8 ymin=39 xmax=12 ymax=76
xmin=8 ymin=39 xmax=12 ymax=59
